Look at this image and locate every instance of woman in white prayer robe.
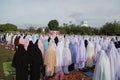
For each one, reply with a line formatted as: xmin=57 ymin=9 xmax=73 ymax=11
xmin=62 ymin=38 xmax=72 ymax=74
xmin=94 ymin=39 xmax=101 ymax=62
xmin=55 ymin=36 xmax=64 ymax=73
xmin=78 ymin=39 xmax=86 ymax=69
xmin=102 ymin=37 xmax=110 ymax=51
xmin=93 ymin=50 xmax=111 ymax=80
xmin=116 ymin=49 xmax=120 ymax=80
xmin=74 ymin=37 xmax=80 ymax=70
xmin=106 ymin=41 xmax=118 ymax=80
xmin=8 ymin=34 xmax=12 ymax=45
xmin=85 ymin=40 xmax=94 ymax=67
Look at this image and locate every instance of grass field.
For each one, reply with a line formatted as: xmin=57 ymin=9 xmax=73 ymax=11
xmin=0 ymin=45 xmax=14 ymax=80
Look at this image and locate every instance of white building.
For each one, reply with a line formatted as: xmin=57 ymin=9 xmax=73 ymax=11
xmin=81 ymin=21 xmax=88 ymax=27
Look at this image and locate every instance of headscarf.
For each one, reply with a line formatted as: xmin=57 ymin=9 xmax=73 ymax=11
xmin=85 ymin=41 xmax=94 ymax=67
xmin=106 ymin=41 xmax=117 ymax=80
xmin=94 ymin=39 xmax=101 ymax=62
xmin=44 ymin=38 xmax=56 ymax=76
xmin=93 ymin=50 xmax=111 ymax=80
xmin=56 ymin=36 xmax=64 ymax=67
xmin=79 ymin=39 xmax=86 ymax=68
xmin=12 ymin=44 xmax=27 ymax=68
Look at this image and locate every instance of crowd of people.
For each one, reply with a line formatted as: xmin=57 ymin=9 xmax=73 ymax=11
xmin=0 ymin=32 xmax=120 ymax=80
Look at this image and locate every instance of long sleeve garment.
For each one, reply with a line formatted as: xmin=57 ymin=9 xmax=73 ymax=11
xmin=93 ymin=50 xmax=111 ymax=80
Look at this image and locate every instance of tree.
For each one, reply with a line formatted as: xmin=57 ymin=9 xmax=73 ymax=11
xmin=93 ymin=28 xmax=100 ymax=35
xmin=45 ymin=27 xmax=49 ymax=34
xmin=100 ymin=21 xmax=120 ymax=35
xmin=48 ymin=20 xmax=59 ymax=30
xmin=113 ymin=21 xmax=120 ymax=35
xmin=17 ymin=28 xmax=25 ymax=33
xmin=28 ymin=27 xmax=36 ymax=33
xmin=0 ymin=23 xmax=17 ymax=32
xmin=0 ymin=24 xmax=4 ymax=32
xmin=37 ymin=28 xmax=42 ymax=33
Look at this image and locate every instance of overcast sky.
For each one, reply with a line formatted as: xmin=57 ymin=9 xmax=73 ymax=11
xmin=0 ymin=0 xmax=120 ymax=28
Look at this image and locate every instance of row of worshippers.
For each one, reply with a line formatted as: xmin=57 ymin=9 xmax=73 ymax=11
xmin=2 ymin=32 xmax=120 ymax=52
xmin=4 ymin=32 xmax=120 ymax=80
xmin=12 ymin=34 xmax=44 ymax=80
xmin=93 ymin=42 xmax=120 ymax=80
xmin=3 ymin=34 xmax=120 ymax=62
xmin=80 ymin=36 xmax=120 ymax=80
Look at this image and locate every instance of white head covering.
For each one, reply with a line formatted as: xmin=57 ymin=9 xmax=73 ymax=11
xmin=106 ymin=41 xmax=118 ymax=80
xmin=85 ymin=41 xmax=94 ymax=67
xmin=93 ymin=50 xmax=111 ymax=80
xmin=29 ymin=36 xmax=32 ymax=41
xmin=19 ymin=36 xmax=25 ymax=45
xmin=94 ymin=39 xmax=101 ymax=62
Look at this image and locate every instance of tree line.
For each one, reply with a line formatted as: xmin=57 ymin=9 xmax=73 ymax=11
xmin=0 ymin=20 xmax=120 ymax=36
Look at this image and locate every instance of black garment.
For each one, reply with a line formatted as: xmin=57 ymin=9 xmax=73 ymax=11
xmin=14 ymin=36 xmax=20 ymax=51
xmin=118 ymin=41 xmax=120 ymax=48
xmin=114 ymin=41 xmax=120 ymax=48
xmin=54 ymin=36 xmax=59 ymax=46
xmin=12 ymin=44 xmax=28 ymax=80
xmin=114 ymin=42 xmax=119 ymax=48
xmin=27 ymin=40 xmax=44 ymax=80
xmin=84 ymin=40 xmax=88 ymax=48
xmin=68 ymin=63 xmax=74 ymax=71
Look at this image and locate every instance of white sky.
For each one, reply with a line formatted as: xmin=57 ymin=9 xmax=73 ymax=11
xmin=0 ymin=0 xmax=120 ymax=28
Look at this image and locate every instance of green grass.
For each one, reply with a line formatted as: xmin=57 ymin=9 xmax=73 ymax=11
xmin=0 ymin=45 xmax=14 ymax=80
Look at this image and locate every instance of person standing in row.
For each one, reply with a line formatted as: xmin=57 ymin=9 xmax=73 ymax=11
xmin=44 ymin=37 xmax=56 ymax=77
xmin=12 ymin=44 xmax=28 ymax=80
xmin=62 ymin=38 xmax=72 ymax=74
xmin=12 ymin=35 xmax=44 ymax=80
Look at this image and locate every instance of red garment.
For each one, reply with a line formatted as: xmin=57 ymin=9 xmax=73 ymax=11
xmin=8 ymin=44 xmax=13 ymax=49
xmin=0 ymin=42 xmax=2 ymax=46
xmin=54 ymin=71 xmax=64 ymax=80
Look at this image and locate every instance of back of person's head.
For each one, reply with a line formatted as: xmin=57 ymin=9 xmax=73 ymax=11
xmin=64 ymin=35 xmax=66 ymax=38
xmin=54 ymin=36 xmax=59 ymax=46
xmin=84 ymin=39 xmax=88 ymax=48
xmin=116 ymin=37 xmax=118 ymax=41
xmin=48 ymin=37 xmax=51 ymax=42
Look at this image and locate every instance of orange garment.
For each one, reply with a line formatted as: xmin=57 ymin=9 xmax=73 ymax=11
xmin=44 ymin=40 xmax=56 ymax=76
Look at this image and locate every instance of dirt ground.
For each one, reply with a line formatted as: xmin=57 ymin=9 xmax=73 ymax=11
xmin=48 ymin=70 xmax=93 ymax=80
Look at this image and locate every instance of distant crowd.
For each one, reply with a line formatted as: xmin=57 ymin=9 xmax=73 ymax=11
xmin=0 ymin=32 xmax=120 ymax=80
